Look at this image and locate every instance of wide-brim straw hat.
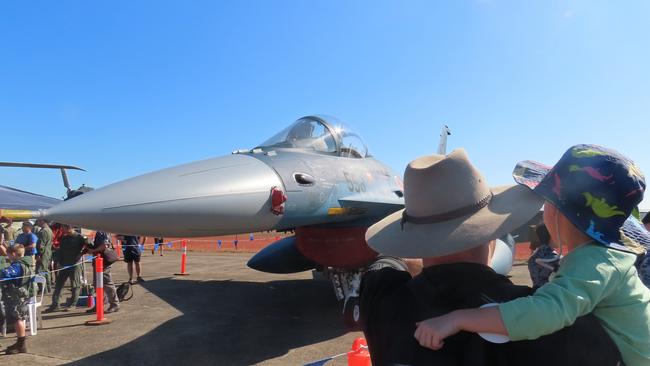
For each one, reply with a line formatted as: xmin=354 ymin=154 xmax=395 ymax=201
xmin=366 ymin=149 xmax=544 ymax=258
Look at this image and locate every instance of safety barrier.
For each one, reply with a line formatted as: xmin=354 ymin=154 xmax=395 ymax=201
xmin=174 ymin=240 xmax=189 ymax=276
xmin=304 ymin=338 xmax=371 ymax=366
xmin=86 ymin=256 xmax=111 ymax=326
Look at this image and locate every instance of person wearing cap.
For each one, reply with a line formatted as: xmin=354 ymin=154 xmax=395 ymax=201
xmin=415 ymin=145 xmax=650 ymax=366
xmin=85 ymin=231 xmax=119 ymax=314
xmin=14 ymin=221 xmax=38 ymax=265
xmin=45 ymin=224 xmax=90 ymax=312
xmin=35 ymin=219 xmax=54 ymax=293
xmin=360 ymin=148 xmax=622 ymax=366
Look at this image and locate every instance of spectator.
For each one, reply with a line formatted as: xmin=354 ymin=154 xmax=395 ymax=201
xmin=119 ymin=235 xmax=144 ymax=284
xmin=45 ymin=224 xmax=89 ymax=313
xmin=0 ymin=218 xmax=16 ymax=245
xmin=527 ymin=224 xmax=561 ymax=289
xmin=35 ymin=219 xmax=54 ymax=293
xmin=85 ymin=231 xmax=119 ymax=313
xmin=414 ymin=145 xmax=650 ymax=365
xmin=14 ymin=221 xmax=38 ymax=266
xmin=0 ymin=244 xmax=34 ymax=354
xmin=0 ymin=243 xmax=7 ymax=337
xmin=152 ymin=237 xmax=164 ymax=256
xmin=361 ymin=149 xmax=622 ymax=365
xmin=644 ymin=211 xmax=650 ymax=231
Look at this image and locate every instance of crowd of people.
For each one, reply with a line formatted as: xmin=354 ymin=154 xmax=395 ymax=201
xmin=0 ymin=219 xmax=160 ymax=355
xmin=359 ymin=144 xmax=650 ymax=366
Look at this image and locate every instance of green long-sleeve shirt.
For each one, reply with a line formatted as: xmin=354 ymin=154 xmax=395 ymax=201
xmin=499 ymin=243 xmax=650 ymax=366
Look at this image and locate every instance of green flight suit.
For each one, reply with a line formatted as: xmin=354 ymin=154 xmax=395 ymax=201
xmin=51 ymin=233 xmax=88 ymax=307
xmin=1 ymin=225 xmax=16 ymax=244
xmin=36 ymin=226 xmax=53 ymax=292
xmin=4 ymin=256 xmax=35 ymax=322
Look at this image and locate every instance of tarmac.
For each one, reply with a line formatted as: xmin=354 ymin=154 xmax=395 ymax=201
xmin=0 ymin=251 xmax=533 ymax=366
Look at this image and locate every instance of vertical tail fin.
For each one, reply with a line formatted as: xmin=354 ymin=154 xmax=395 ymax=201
xmin=437 ymin=125 xmax=452 ymax=155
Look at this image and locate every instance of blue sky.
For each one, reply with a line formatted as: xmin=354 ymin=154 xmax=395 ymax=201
xmin=1 ymin=1 xmax=649 ymax=209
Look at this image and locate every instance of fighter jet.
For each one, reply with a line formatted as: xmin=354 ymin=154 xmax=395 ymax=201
xmin=36 ymin=116 xmax=519 ymax=328
xmin=34 ymin=116 xmax=401 ymax=324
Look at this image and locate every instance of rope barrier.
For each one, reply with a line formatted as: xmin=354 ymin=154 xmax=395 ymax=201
xmin=0 ymin=255 xmax=97 ymax=283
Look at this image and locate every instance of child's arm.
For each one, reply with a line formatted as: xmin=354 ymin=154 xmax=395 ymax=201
xmin=414 ymin=306 xmax=506 ymax=350
xmin=416 ymin=245 xmax=622 ymax=350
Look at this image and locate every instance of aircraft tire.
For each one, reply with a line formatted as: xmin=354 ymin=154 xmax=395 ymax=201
xmin=343 ymin=296 xmax=362 ymax=331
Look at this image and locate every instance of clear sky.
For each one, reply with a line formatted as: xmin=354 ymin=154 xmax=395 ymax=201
xmin=1 ymin=1 xmax=649 ymax=209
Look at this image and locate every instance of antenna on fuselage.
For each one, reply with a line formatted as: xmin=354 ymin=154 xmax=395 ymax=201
xmin=437 ymin=125 xmax=451 ymax=155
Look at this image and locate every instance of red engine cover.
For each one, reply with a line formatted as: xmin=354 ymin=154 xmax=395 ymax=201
xmin=295 ymin=226 xmax=378 ymax=269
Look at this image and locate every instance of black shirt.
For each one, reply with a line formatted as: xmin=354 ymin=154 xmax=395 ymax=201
xmin=359 ymin=260 xmax=622 ymax=366
xmin=122 ymin=236 xmax=141 ymax=256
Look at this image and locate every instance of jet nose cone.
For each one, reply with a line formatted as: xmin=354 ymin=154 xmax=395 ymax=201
xmin=46 ymin=154 xmax=283 ymax=236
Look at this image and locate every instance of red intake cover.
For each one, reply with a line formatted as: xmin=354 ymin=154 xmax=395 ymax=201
xmin=295 ymin=226 xmax=378 ymax=269
xmin=270 ymin=186 xmax=287 ymax=215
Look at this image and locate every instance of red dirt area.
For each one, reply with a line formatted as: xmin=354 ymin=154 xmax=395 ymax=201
xmin=90 ymin=230 xmax=538 ymax=260
xmin=515 ymin=242 xmax=533 ymax=261
xmin=151 ymin=236 xmax=537 ymax=262
xmin=104 ymin=232 xmax=532 ymax=260
xmin=141 ymin=233 xmax=289 ymax=253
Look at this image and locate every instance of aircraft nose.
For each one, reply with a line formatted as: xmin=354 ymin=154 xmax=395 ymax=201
xmin=46 ymin=154 xmax=284 ymax=236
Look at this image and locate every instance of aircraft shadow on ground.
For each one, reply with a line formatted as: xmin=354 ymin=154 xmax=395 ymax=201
xmin=68 ymin=276 xmax=347 ymax=366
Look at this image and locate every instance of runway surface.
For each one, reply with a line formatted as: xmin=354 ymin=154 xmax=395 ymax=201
xmin=0 ymin=251 xmax=532 ymax=366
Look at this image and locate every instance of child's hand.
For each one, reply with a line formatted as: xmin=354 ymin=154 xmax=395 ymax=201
xmin=414 ymin=312 xmax=461 ymax=350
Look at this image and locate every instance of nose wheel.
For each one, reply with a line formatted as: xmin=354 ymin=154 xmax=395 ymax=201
xmin=327 ymin=269 xmax=365 ymax=331
xmin=343 ymin=295 xmax=361 ymax=331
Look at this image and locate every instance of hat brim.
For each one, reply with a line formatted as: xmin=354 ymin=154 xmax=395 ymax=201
xmin=366 ymin=184 xmax=544 ymax=258
xmin=512 ymin=160 xmax=650 ymax=251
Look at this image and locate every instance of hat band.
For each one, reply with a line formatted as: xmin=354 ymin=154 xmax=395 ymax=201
xmin=400 ymin=192 xmax=493 ymax=230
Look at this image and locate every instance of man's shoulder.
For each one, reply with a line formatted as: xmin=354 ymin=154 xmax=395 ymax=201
xmin=39 ymin=227 xmax=53 ymax=237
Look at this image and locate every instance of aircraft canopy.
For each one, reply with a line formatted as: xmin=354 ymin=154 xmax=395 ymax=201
xmin=258 ymin=116 xmax=369 ymax=158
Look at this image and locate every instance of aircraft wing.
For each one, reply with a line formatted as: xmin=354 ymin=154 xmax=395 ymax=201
xmin=0 ymin=185 xmax=61 ymax=217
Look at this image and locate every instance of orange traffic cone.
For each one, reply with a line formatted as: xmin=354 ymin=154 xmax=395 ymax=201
xmin=347 ymin=338 xmax=371 ymax=366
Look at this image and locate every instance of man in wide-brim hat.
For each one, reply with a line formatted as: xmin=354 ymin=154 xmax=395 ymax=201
xmin=359 ymin=148 xmax=623 ymax=366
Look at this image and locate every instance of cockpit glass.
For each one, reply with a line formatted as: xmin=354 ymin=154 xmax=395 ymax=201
xmin=339 ymin=131 xmax=367 ymax=158
xmin=258 ymin=116 xmax=369 ymax=158
xmin=258 ymin=118 xmax=336 ymax=153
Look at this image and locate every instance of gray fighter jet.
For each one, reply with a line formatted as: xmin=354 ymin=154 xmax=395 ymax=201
xmin=41 ymin=115 xmax=410 ymax=326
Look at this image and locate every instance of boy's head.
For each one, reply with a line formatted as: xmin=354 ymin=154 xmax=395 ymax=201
xmin=643 ymin=212 xmax=650 ymax=229
xmin=517 ymin=145 xmax=646 ymax=250
xmin=21 ymin=221 xmax=33 ymax=233
xmin=7 ymin=244 xmax=25 ymax=261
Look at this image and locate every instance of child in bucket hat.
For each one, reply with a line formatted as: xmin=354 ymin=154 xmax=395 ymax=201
xmin=414 ymin=144 xmax=650 ymax=366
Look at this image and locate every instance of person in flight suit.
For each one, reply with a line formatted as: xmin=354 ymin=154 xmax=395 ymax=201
xmin=44 ymin=224 xmax=90 ymax=313
xmin=35 ymin=219 xmax=54 ymax=293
